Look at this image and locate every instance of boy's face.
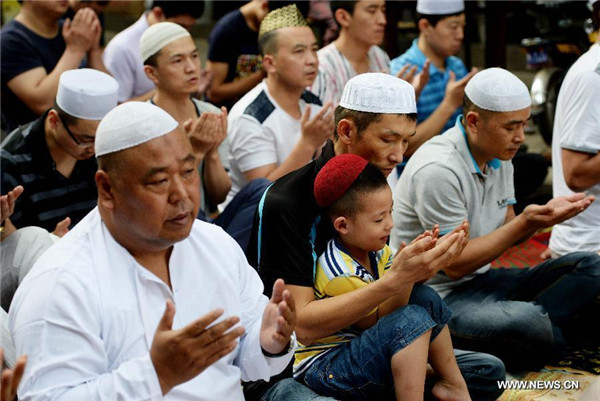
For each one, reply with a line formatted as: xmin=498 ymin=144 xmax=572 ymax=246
xmin=423 ymin=13 xmax=466 ymax=58
xmin=342 ymin=186 xmax=393 ymax=252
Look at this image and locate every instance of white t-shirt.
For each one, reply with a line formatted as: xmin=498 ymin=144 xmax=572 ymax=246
xmin=223 ymin=81 xmax=323 ymax=208
xmin=9 ymin=208 xmax=293 ymax=400
xmin=550 ymin=44 xmax=600 ymax=256
xmin=103 ymin=13 xmax=155 ymax=102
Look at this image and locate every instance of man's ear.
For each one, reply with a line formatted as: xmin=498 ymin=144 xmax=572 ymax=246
xmin=334 ymin=8 xmax=352 ymax=28
xmin=262 ymin=54 xmax=276 ymax=74
xmin=95 ymin=170 xmax=115 ymax=211
xmin=336 ymin=118 xmax=356 ymax=145
xmin=47 ymin=109 xmax=59 ymax=130
xmin=144 ymin=65 xmax=159 ymax=85
xmin=333 ymin=216 xmax=349 ymax=235
xmin=418 ymin=17 xmax=432 ymax=33
xmin=152 ymin=6 xmax=165 ymax=22
xmin=464 ymin=111 xmax=479 ymax=135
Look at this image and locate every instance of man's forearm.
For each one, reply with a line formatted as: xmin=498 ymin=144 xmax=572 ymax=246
xmin=406 ymin=100 xmax=456 ymax=157
xmin=443 ymin=214 xmax=533 ymax=279
xmin=208 ymin=70 xmax=264 ymax=104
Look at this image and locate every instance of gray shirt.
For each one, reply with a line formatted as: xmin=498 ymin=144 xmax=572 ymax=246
xmin=391 ymin=117 xmax=516 ymax=298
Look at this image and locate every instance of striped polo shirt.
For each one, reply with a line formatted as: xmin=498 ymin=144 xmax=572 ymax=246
xmin=1 ymin=111 xmax=98 ymax=232
xmin=310 ymin=43 xmax=390 ymax=106
xmin=293 ymin=238 xmax=393 ymax=377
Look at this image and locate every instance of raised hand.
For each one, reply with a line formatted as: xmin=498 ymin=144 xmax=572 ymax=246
xmin=183 ymin=109 xmax=228 ymax=161
xmin=52 ymin=217 xmax=71 ymax=238
xmin=444 ymin=68 xmax=478 ymax=109
xmin=300 ymin=102 xmax=335 ymax=150
xmin=1 ymin=348 xmax=27 ymax=401
xmin=412 ymin=59 xmax=431 ymax=100
xmin=523 ymin=193 xmax=595 ymax=229
xmin=62 ymin=7 xmax=98 ymax=54
xmin=395 ymin=64 xmax=418 ymax=83
xmin=260 ymin=279 xmax=296 ymax=355
xmin=150 ymin=301 xmax=245 ymax=395
xmin=0 ymin=185 xmax=23 ymax=225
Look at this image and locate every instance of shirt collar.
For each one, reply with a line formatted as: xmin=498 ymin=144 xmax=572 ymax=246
xmin=408 ymin=39 xmax=443 ymax=75
xmin=455 ymin=115 xmax=501 ymax=175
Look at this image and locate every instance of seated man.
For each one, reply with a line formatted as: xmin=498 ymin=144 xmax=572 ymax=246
xmin=392 ymin=67 xmax=600 ymax=371
xmin=1 ymin=68 xmax=118 ymax=233
xmin=9 ymin=102 xmax=296 ymax=400
xmin=1 ymin=0 xmax=106 ymax=132
xmin=298 ymin=153 xmax=469 ymax=400
xmin=248 ymin=72 xmax=505 ymax=401
xmin=224 ymin=4 xmax=333 ymax=208
xmin=549 ymin=3 xmax=600 ymax=257
xmin=102 ymin=0 xmax=205 ymax=103
xmin=310 ymin=0 xmax=391 ymax=106
xmin=140 ymin=21 xmax=267 ymax=249
xmin=389 ymin=0 xmax=476 ymax=157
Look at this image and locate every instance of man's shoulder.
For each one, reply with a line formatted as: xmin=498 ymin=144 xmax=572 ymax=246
xmin=300 ymin=90 xmax=322 ymax=106
xmin=1 ymin=120 xmax=39 ymax=158
xmin=209 ymin=9 xmax=244 ymax=42
xmin=237 ymin=85 xmax=275 ymax=124
xmin=446 ymin=56 xmax=467 ymax=74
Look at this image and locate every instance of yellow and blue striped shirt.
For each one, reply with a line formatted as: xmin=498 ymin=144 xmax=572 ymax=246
xmin=293 ymin=238 xmax=393 ymax=377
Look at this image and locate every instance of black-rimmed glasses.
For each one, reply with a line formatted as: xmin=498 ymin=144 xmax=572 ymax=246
xmin=58 ymin=114 xmax=95 ymax=147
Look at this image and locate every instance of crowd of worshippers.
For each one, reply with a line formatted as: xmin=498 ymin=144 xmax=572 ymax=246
xmin=1 ymin=0 xmax=599 ymax=400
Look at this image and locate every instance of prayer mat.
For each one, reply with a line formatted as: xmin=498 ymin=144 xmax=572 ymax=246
xmin=497 ymin=371 xmax=599 ymax=401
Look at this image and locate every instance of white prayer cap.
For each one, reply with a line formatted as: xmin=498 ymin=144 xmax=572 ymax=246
xmin=465 ymin=68 xmax=531 ymax=112
xmin=339 ymin=73 xmax=416 ymax=114
xmin=140 ymin=21 xmax=190 ymax=62
xmin=95 ymin=102 xmax=178 ymax=157
xmin=417 ymin=0 xmax=464 ymax=15
xmin=56 ymin=69 xmax=118 ymax=120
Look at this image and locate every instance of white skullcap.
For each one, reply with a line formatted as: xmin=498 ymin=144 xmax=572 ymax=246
xmin=417 ymin=0 xmax=464 ymax=15
xmin=95 ymin=102 xmax=178 ymax=157
xmin=140 ymin=21 xmax=190 ymax=62
xmin=465 ymin=68 xmax=531 ymax=112
xmin=339 ymin=73 xmax=417 ymax=114
xmin=56 ymin=69 xmax=118 ymax=120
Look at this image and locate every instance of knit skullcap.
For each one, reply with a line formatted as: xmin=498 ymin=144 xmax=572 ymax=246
xmin=314 ymin=154 xmax=369 ymax=208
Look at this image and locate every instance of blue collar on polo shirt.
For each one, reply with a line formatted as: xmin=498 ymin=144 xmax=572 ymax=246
xmin=456 ymin=114 xmax=501 ymax=175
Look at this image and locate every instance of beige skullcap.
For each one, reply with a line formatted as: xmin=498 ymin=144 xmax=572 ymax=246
xmin=95 ymin=102 xmax=178 ymax=157
xmin=259 ymin=4 xmax=307 ymax=38
xmin=140 ymin=22 xmax=190 ymax=62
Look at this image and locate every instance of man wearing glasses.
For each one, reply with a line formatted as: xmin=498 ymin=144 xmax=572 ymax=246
xmin=0 ymin=68 xmax=118 ymax=235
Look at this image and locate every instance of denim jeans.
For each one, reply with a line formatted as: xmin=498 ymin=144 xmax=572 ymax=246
xmin=444 ymin=251 xmax=600 ymax=371
xmin=300 ymin=285 xmax=448 ymax=400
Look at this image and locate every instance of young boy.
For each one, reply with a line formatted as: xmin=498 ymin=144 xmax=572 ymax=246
xmin=294 ymin=153 xmax=470 ymax=401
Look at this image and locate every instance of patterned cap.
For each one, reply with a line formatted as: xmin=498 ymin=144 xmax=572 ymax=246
xmin=259 ymin=4 xmax=308 ymax=38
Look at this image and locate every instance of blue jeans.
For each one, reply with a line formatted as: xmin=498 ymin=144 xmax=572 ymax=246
xmin=301 ymin=285 xmax=447 ymax=400
xmin=444 ymin=251 xmax=600 ymax=371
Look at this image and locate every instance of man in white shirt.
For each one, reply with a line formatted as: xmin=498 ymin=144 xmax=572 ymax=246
xmin=549 ymin=0 xmax=600 ymax=257
xmin=224 ymin=4 xmax=334 ymax=208
xmin=9 ymin=102 xmax=296 ymax=401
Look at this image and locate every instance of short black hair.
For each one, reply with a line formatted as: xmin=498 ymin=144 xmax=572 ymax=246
xmin=144 ymin=51 xmax=161 ymax=67
xmin=416 ymin=10 xmax=464 ymax=28
xmin=334 ymin=106 xmax=417 ymax=139
xmin=330 ymin=1 xmax=357 ymax=28
xmin=151 ymin=0 xmax=205 ymax=19
xmin=328 ymin=162 xmax=389 ymax=218
xmin=258 ymin=30 xmax=279 ymax=56
xmin=53 ymin=102 xmax=79 ymax=126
